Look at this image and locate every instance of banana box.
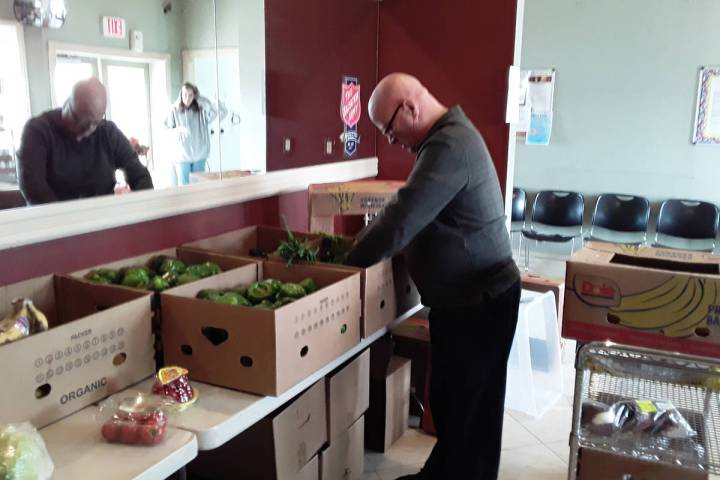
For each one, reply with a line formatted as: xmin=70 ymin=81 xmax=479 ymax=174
xmin=563 ymin=242 xmax=720 ymax=357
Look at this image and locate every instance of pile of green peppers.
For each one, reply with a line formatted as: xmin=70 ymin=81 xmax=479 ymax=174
xmin=196 ymin=277 xmax=318 ymax=310
xmin=83 ymin=256 xmax=222 ymax=292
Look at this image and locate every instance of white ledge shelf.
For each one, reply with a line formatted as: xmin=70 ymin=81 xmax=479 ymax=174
xmin=0 ymin=158 xmax=378 ymax=251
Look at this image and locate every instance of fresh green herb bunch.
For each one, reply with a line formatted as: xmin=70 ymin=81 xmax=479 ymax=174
xmin=276 ymin=216 xmax=318 ymax=266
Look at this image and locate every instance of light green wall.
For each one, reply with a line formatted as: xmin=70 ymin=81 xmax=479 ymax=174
xmin=0 ymin=0 xmax=207 ymax=115
xmin=515 ymin=0 xmax=720 ymax=206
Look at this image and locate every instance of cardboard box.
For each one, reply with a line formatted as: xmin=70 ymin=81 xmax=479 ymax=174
xmin=298 ymin=455 xmax=320 ymax=480
xmin=320 ymin=416 xmax=365 ymax=480
xmin=188 ymin=380 xmax=327 ymax=480
xmin=182 ymin=225 xmax=397 ymax=338
xmin=309 ymin=180 xmax=403 ymax=217
xmin=391 ymin=318 xmax=431 ymax=420
xmin=72 ymin=247 xmax=259 ymax=367
xmin=161 ymin=261 xmax=362 ymax=395
xmin=522 ymin=273 xmax=565 ymax=327
xmin=563 ymin=242 xmax=720 ymax=357
xmin=72 ymin=246 xmax=260 ymax=288
xmin=365 ymin=356 xmax=411 ymax=452
xmin=326 ymin=349 xmax=369 ymax=441
xmin=0 ymin=275 xmax=154 ymax=428
xmin=577 ymin=447 xmax=708 ymax=480
xmin=393 ymin=255 xmax=422 ymax=317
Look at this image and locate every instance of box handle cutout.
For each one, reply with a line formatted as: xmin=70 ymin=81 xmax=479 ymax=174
xmin=181 ymin=344 xmax=193 ymax=355
xmin=695 ymin=326 xmax=710 ymax=337
xmin=606 ymin=314 xmax=621 ymax=325
xmin=202 ymin=327 xmax=229 ymax=346
xmin=35 ymin=384 xmax=51 ymax=399
xmin=380 ymin=300 xmax=385 ymax=309
xmin=240 ymin=356 xmax=253 ymax=367
xmin=112 ymin=352 xmax=127 ymax=366
xmin=340 ymin=323 xmax=348 ymax=334
xmin=300 ymin=346 xmax=309 ymax=357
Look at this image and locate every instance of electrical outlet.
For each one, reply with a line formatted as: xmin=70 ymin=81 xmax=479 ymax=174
xmin=283 ymin=137 xmax=292 ymax=153
xmin=324 ymin=138 xmax=333 ymax=155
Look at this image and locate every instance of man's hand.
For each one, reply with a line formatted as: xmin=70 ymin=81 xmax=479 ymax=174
xmin=114 ymin=184 xmax=131 ymax=195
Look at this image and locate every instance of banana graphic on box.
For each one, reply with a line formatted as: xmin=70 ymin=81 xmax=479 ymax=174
xmin=608 ymin=276 xmax=719 ymax=338
xmin=0 ymin=298 xmax=49 ymax=346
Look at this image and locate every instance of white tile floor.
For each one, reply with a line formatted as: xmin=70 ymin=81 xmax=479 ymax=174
xmin=361 ymin=364 xmax=576 ymax=480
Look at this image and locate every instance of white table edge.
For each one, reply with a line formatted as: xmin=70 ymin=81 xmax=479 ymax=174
xmin=135 ymin=433 xmax=198 ymax=480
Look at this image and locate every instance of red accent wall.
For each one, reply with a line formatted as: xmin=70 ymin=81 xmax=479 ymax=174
xmin=0 ymin=198 xmax=280 ymax=287
xmin=265 ymin=0 xmax=379 ymax=171
xmin=376 ymin=0 xmax=517 ymax=194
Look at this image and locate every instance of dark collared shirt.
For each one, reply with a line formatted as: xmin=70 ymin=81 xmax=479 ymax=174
xmin=345 ymin=106 xmax=519 ymax=307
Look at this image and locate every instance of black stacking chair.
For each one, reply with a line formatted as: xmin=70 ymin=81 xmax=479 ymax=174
xmin=521 ymin=190 xmax=584 ymax=268
xmin=653 ymin=199 xmax=719 ymax=252
xmin=587 ymin=194 xmax=650 ymax=245
xmin=511 ymin=188 xmax=527 ymax=255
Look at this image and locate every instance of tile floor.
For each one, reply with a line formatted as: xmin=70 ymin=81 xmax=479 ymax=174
xmin=360 ymin=363 xmax=576 ymax=480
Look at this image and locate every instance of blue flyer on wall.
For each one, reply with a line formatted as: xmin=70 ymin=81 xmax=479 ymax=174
xmin=526 ymin=111 xmax=553 ymax=146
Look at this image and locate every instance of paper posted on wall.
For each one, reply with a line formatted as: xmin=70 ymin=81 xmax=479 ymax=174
xmin=526 ymin=111 xmax=553 ymax=146
xmin=515 ymin=69 xmax=555 ymax=144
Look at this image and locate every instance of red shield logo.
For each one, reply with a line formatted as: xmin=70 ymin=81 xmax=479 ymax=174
xmin=341 ymin=84 xmax=361 ymax=128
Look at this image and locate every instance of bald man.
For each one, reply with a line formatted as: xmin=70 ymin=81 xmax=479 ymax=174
xmin=345 ymin=73 xmax=520 ymax=480
xmin=17 ymin=78 xmax=153 ymax=205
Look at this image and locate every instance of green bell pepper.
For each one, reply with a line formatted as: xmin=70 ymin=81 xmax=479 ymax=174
xmin=121 ymin=267 xmax=151 ymax=289
xmin=176 ymin=273 xmax=200 ymax=285
xmin=279 ymin=283 xmax=306 ymax=299
xmin=158 ymin=257 xmax=187 ymax=275
xmin=298 ymin=278 xmax=318 ymax=294
xmin=247 ymin=282 xmax=274 ymax=303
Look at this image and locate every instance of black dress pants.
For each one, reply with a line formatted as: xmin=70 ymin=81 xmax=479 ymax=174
xmin=421 ymin=281 xmax=521 ymax=480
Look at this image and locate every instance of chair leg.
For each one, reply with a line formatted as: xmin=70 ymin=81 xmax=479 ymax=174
xmin=524 ymin=238 xmax=530 ymax=272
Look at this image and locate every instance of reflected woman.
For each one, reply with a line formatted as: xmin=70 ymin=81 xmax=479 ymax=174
xmin=165 ymin=82 xmax=226 ymax=185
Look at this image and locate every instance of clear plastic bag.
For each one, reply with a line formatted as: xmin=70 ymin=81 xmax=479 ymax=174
xmin=97 ymin=393 xmax=174 ymax=447
xmin=612 ymin=399 xmax=697 ymax=439
xmin=0 ymin=422 xmax=54 ymax=480
xmin=582 ymin=398 xmax=697 ymax=439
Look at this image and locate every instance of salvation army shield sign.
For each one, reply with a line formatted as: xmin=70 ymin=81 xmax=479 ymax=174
xmin=341 ymin=83 xmax=361 ymax=128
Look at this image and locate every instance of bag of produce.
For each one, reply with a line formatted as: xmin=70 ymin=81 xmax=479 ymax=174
xmin=97 ymin=393 xmax=174 ymax=446
xmin=0 ymin=422 xmax=54 ymax=480
xmin=582 ymin=398 xmax=697 ymax=439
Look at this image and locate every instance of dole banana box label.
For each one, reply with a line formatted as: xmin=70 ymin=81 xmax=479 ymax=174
xmin=571 ymin=273 xmax=720 ymax=338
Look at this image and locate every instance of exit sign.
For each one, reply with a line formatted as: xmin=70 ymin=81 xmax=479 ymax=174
xmin=102 ymin=16 xmax=126 ymax=39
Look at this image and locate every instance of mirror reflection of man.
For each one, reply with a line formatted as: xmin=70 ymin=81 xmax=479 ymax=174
xmin=17 ymin=78 xmax=153 ymax=205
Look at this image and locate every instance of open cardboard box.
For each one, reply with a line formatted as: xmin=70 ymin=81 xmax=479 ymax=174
xmin=161 ymin=261 xmax=361 ymax=395
xmin=182 ymin=225 xmax=397 ymax=337
xmin=72 ymin=247 xmax=259 ymax=367
xmin=576 ymin=447 xmax=708 ymax=480
xmin=563 ymin=242 xmax=720 ymax=357
xmin=365 ymin=355 xmax=411 ymax=452
xmin=392 ymin=255 xmax=422 ymax=318
xmin=188 ymin=380 xmax=326 ymax=480
xmin=72 ymin=246 xmax=261 ymax=297
xmin=0 ymin=275 xmax=154 ymax=428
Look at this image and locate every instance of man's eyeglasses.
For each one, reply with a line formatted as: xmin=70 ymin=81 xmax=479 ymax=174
xmin=383 ymin=103 xmax=403 ymax=136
